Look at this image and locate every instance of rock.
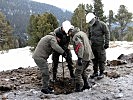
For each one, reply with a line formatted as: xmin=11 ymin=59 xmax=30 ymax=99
xmin=117 ymin=54 xmax=124 ymax=59
xmin=107 ymin=60 xmax=127 ymax=66
xmin=117 ymin=53 xmax=133 ymax=63
xmin=10 ymin=77 xmax=17 ymax=81
xmin=104 ymin=71 xmax=120 ymax=78
xmin=113 ymin=93 xmax=123 ymax=99
xmin=0 ymin=86 xmax=12 ymax=92
xmin=2 ymin=94 xmax=7 ymax=100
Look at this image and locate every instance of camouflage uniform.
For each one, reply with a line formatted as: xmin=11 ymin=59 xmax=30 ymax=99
xmin=32 ymin=32 xmax=64 ymax=89
xmin=52 ymin=27 xmax=74 ymax=80
xmin=88 ymin=19 xmax=110 ymax=76
xmin=71 ymin=28 xmax=94 ymax=91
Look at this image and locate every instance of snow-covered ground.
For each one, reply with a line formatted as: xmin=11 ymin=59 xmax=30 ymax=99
xmin=0 ymin=41 xmax=133 ymax=71
xmin=0 ymin=41 xmax=133 ymax=100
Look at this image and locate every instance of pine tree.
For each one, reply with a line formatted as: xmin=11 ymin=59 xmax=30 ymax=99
xmin=123 ymin=27 xmax=133 ymax=41
xmin=27 ymin=13 xmax=58 ymax=48
xmin=108 ymin=10 xmax=116 ymax=41
xmin=85 ymin=4 xmax=93 ymax=14
xmin=71 ymin=4 xmax=87 ymax=32
xmin=0 ymin=12 xmax=13 ymax=51
xmin=93 ymin=0 xmax=107 ymax=22
xmin=115 ymin=5 xmax=132 ymax=40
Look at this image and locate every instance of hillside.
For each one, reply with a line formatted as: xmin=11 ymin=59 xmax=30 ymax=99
xmin=0 ymin=0 xmax=72 ymax=39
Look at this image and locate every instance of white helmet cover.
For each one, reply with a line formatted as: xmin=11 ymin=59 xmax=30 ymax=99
xmin=86 ymin=13 xmax=95 ymax=23
xmin=62 ymin=20 xmax=74 ymax=33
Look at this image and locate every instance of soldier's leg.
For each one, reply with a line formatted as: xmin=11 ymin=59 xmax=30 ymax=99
xmin=92 ymin=58 xmax=99 ymax=73
xmin=74 ymin=64 xmax=84 ymax=92
xmin=99 ymin=49 xmax=106 ymax=73
xmin=81 ymin=61 xmax=91 ymax=90
xmin=65 ymin=49 xmax=75 ymax=78
xmin=34 ymin=58 xmax=50 ymax=89
xmin=99 ymin=61 xmax=105 ymax=74
xmin=52 ymin=51 xmax=60 ymax=80
xmin=97 ymin=49 xmax=106 ymax=79
xmin=90 ymin=48 xmax=99 ymax=78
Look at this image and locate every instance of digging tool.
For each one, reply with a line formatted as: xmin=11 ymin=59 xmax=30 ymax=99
xmin=62 ymin=55 xmax=64 ymax=81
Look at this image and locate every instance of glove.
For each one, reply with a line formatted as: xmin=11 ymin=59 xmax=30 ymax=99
xmin=62 ymin=52 xmax=67 ymax=58
xmin=104 ymin=44 xmax=109 ymax=49
xmin=77 ymin=57 xmax=82 ymax=66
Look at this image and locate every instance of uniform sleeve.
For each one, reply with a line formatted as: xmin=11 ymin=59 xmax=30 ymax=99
xmin=103 ymin=23 xmax=110 ymax=45
xmin=73 ymin=35 xmax=84 ymax=58
xmin=50 ymin=37 xmax=64 ymax=54
xmin=87 ymin=27 xmax=91 ymax=40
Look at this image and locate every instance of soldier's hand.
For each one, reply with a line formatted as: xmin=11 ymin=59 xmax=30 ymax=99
xmin=77 ymin=57 xmax=82 ymax=66
xmin=62 ymin=52 xmax=67 ymax=58
xmin=104 ymin=44 xmax=109 ymax=49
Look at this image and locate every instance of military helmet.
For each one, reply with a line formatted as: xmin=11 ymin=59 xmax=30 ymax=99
xmin=86 ymin=13 xmax=95 ymax=23
xmin=62 ymin=20 xmax=74 ymax=33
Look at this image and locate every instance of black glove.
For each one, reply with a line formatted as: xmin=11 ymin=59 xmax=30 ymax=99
xmin=104 ymin=44 xmax=109 ymax=49
xmin=62 ymin=52 xmax=67 ymax=58
xmin=77 ymin=57 xmax=82 ymax=66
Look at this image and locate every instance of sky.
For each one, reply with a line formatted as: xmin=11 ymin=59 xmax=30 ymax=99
xmin=0 ymin=41 xmax=133 ymax=71
xmin=31 ymin=0 xmax=133 ymax=15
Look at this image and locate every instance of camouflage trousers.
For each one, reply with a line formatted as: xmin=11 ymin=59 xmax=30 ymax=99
xmin=52 ymin=50 xmax=74 ymax=79
xmin=75 ymin=61 xmax=90 ymax=87
xmin=34 ymin=58 xmax=49 ymax=89
xmin=91 ymin=45 xmax=106 ymax=73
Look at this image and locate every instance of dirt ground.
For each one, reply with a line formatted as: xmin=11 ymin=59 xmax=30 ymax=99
xmin=0 ymin=57 xmax=133 ymax=100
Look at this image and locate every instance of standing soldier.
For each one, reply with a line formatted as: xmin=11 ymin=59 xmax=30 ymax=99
xmin=52 ymin=20 xmax=75 ymax=81
xmin=86 ymin=13 xmax=110 ymax=79
xmin=32 ymin=32 xmax=66 ymax=94
xmin=68 ymin=27 xmax=94 ymax=92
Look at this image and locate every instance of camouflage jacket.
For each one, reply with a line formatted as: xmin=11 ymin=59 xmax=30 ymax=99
xmin=88 ymin=19 xmax=110 ymax=46
xmin=72 ymin=29 xmax=94 ymax=61
xmin=32 ymin=32 xmax=64 ymax=60
xmin=54 ymin=27 xmax=70 ymax=50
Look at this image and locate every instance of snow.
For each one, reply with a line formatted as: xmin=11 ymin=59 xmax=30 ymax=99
xmin=0 ymin=41 xmax=133 ymax=71
xmin=106 ymin=41 xmax=133 ymax=60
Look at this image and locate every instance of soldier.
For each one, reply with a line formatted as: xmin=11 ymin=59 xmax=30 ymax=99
xmin=32 ymin=32 xmax=66 ymax=94
xmin=52 ymin=20 xmax=75 ymax=81
xmin=86 ymin=13 xmax=110 ymax=79
xmin=68 ymin=27 xmax=94 ymax=92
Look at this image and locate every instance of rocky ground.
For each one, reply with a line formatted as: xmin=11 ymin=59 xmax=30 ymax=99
xmin=0 ymin=54 xmax=133 ymax=100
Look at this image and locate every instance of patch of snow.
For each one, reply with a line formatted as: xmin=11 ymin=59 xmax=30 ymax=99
xmin=0 ymin=41 xmax=133 ymax=71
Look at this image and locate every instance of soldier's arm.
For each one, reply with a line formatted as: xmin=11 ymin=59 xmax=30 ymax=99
xmin=50 ymin=37 xmax=64 ymax=54
xmin=73 ymin=35 xmax=84 ymax=58
xmin=103 ymin=23 xmax=110 ymax=45
xmin=87 ymin=27 xmax=91 ymax=40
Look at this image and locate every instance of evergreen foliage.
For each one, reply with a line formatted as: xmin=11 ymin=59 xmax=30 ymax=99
xmin=115 ymin=5 xmax=133 ymax=41
xmin=0 ymin=12 xmax=13 ymax=51
xmin=71 ymin=4 xmax=87 ymax=32
xmin=93 ymin=0 xmax=107 ymax=22
xmin=123 ymin=27 xmax=133 ymax=41
xmin=0 ymin=0 xmax=72 ymax=47
xmin=27 ymin=13 xmax=58 ymax=48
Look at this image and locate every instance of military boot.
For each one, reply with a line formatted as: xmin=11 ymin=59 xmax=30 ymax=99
xmin=90 ymin=72 xmax=98 ymax=79
xmin=41 ymin=87 xmax=53 ymax=94
xmin=81 ymin=82 xmax=91 ymax=91
xmin=97 ymin=71 xmax=104 ymax=80
xmin=82 ymin=77 xmax=91 ymax=91
xmin=75 ymin=83 xmax=82 ymax=92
